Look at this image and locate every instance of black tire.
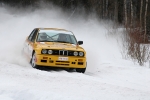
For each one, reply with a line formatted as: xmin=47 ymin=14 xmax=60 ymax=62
xmin=76 ymin=62 xmax=87 ymax=73
xmin=76 ymin=68 xmax=86 ymax=73
xmin=31 ymin=52 xmax=38 ymax=68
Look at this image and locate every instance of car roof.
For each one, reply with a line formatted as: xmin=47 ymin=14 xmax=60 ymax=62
xmin=37 ymin=28 xmax=70 ymax=32
xmin=36 ymin=28 xmax=74 ymax=35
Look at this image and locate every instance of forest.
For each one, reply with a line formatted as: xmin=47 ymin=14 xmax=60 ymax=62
xmin=0 ymin=0 xmax=150 ymax=32
xmin=0 ymin=0 xmax=150 ymax=66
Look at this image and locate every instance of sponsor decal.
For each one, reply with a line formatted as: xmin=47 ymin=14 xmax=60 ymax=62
xmin=72 ymin=44 xmax=76 ymax=47
xmin=40 ymin=42 xmax=45 ymax=44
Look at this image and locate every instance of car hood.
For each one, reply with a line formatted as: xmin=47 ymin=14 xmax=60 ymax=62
xmin=37 ymin=42 xmax=84 ymax=51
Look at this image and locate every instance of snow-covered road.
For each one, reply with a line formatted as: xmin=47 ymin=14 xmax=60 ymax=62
xmin=0 ymin=6 xmax=150 ymax=100
xmin=1 ymin=60 xmax=150 ymax=100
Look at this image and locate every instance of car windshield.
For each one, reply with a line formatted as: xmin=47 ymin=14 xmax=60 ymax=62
xmin=36 ymin=29 xmax=77 ymax=44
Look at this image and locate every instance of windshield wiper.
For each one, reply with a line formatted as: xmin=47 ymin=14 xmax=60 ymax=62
xmin=37 ymin=40 xmax=55 ymax=42
xmin=55 ymin=41 xmax=71 ymax=44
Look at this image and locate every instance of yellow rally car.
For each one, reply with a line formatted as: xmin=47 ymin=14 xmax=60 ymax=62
xmin=23 ymin=28 xmax=87 ymax=73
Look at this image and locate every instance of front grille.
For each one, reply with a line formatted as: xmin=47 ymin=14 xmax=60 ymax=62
xmin=56 ymin=61 xmax=70 ymax=63
xmin=53 ymin=50 xmax=74 ymax=56
xmin=56 ymin=63 xmax=69 ymax=66
xmin=68 ymin=51 xmax=74 ymax=56
xmin=55 ymin=60 xmax=70 ymax=66
xmin=42 ymin=49 xmax=84 ymax=56
xmin=52 ymin=50 xmax=59 ymax=55
xmin=59 ymin=50 xmax=68 ymax=56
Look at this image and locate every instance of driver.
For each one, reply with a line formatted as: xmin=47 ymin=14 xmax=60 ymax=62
xmin=57 ymin=34 xmax=67 ymax=41
xmin=38 ymin=32 xmax=48 ymax=41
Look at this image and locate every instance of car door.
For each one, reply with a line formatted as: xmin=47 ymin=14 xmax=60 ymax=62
xmin=27 ymin=29 xmax=38 ymax=58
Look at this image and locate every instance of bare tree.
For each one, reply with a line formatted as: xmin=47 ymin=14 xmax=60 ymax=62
xmin=103 ymin=0 xmax=105 ymax=18
xmin=124 ymin=0 xmax=127 ymax=27
xmin=114 ymin=0 xmax=118 ymax=23
xmin=130 ymin=0 xmax=133 ymax=28
xmin=144 ymin=0 xmax=148 ymax=42
xmin=140 ymin=0 xmax=143 ymax=32
xmin=106 ymin=0 xmax=108 ymax=19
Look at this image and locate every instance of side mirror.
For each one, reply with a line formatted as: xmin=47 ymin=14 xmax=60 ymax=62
xmin=78 ymin=41 xmax=83 ymax=45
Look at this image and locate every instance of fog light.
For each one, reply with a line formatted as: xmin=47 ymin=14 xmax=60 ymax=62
xmin=78 ymin=59 xmax=83 ymax=62
xmin=43 ymin=57 xmax=48 ymax=59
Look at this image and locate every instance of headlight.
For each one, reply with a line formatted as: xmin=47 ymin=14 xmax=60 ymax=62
xmin=74 ymin=51 xmax=78 ymax=56
xmin=79 ymin=52 xmax=84 ymax=56
xmin=42 ymin=49 xmax=47 ymax=54
xmin=48 ymin=50 xmax=53 ymax=54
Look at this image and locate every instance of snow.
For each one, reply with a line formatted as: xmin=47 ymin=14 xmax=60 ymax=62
xmin=0 ymin=6 xmax=150 ymax=100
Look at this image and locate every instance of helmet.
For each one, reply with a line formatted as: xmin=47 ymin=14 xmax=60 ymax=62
xmin=39 ymin=32 xmax=47 ymax=41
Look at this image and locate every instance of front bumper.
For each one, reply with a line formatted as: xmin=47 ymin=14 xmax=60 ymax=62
xmin=35 ymin=54 xmax=86 ymax=68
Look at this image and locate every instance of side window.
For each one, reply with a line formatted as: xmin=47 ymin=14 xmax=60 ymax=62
xmin=31 ymin=29 xmax=38 ymax=42
xmin=28 ymin=29 xmax=36 ymax=41
xmin=28 ymin=29 xmax=38 ymax=42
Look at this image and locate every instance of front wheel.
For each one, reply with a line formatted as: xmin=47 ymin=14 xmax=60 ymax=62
xmin=31 ymin=52 xmax=38 ymax=68
xmin=76 ymin=68 xmax=86 ymax=73
xmin=76 ymin=62 xmax=87 ymax=73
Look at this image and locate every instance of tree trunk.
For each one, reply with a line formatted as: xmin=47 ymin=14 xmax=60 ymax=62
xmin=114 ymin=0 xmax=118 ymax=23
xmin=130 ymin=0 xmax=133 ymax=28
xmin=106 ymin=0 xmax=108 ymax=19
xmin=103 ymin=0 xmax=105 ymax=18
xmin=144 ymin=0 xmax=148 ymax=42
xmin=140 ymin=0 xmax=143 ymax=32
xmin=124 ymin=0 xmax=127 ymax=27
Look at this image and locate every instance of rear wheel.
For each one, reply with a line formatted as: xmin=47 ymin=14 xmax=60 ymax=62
xmin=31 ymin=52 xmax=38 ymax=68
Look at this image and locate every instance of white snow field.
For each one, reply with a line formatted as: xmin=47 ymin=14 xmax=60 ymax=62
xmin=0 ymin=6 xmax=150 ymax=100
